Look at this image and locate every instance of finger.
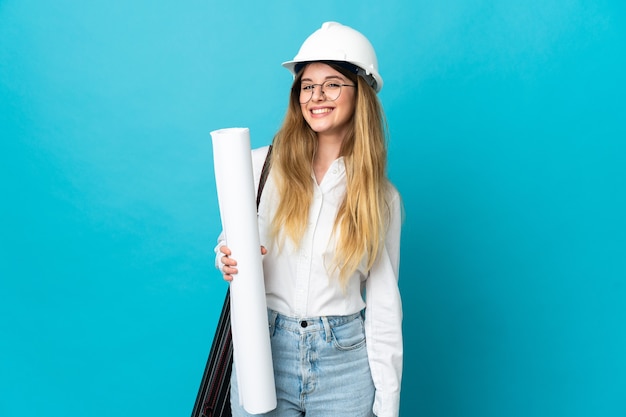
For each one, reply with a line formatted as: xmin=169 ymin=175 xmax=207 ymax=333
xmin=260 ymin=246 xmax=268 ymax=255
xmin=221 ymin=256 xmax=237 ymax=268
xmin=222 ymin=265 xmax=237 ymax=282
xmin=219 ymin=246 xmax=232 ymax=256
xmin=222 ymin=264 xmax=238 ymax=276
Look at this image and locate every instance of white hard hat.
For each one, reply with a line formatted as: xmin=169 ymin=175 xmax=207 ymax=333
xmin=282 ymin=21 xmax=383 ymax=93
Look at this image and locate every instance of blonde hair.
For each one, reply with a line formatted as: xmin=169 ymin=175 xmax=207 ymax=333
xmin=270 ymin=63 xmax=393 ymax=286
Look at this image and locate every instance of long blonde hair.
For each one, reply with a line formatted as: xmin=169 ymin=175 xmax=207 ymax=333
xmin=270 ymin=63 xmax=392 ymax=286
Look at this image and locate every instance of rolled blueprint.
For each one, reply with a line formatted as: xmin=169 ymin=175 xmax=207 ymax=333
xmin=211 ymin=127 xmax=277 ymax=414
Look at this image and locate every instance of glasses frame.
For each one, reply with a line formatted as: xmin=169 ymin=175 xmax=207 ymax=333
xmin=299 ymin=81 xmax=356 ymax=104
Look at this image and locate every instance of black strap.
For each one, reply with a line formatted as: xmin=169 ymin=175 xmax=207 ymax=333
xmin=191 ymin=145 xmax=273 ymax=417
xmin=256 ymin=145 xmax=273 ymax=208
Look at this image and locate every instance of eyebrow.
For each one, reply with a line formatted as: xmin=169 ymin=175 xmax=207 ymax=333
xmin=301 ymin=75 xmax=345 ymax=83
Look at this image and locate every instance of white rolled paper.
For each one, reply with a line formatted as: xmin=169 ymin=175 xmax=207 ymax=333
xmin=211 ymin=127 xmax=277 ymax=414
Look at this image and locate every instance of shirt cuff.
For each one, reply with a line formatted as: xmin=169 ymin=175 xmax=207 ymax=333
xmin=214 ymin=241 xmax=226 ymax=270
xmin=373 ymin=390 xmax=400 ymax=417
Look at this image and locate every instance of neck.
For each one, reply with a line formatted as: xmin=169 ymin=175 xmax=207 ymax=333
xmin=313 ymin=133 xmax=344 ymax=184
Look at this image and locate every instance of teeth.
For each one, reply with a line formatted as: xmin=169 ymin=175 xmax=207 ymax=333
xmin=312 ymin=108 xmax=332 ymax=115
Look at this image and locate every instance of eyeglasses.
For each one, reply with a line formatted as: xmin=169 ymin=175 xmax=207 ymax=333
xmin=299 ymin=80 xmax=356 ymax=104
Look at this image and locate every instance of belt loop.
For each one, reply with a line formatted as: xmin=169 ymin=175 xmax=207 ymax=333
xmin=321 ymin=316 xmax=331 ymax=343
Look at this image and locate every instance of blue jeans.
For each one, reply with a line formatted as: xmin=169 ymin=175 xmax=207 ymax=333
xmin=231 ymin=309 xmax=375 ymax=417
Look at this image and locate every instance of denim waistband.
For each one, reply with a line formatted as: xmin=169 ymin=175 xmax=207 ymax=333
xmin=268 ymin=308 xmax=362 ymax=335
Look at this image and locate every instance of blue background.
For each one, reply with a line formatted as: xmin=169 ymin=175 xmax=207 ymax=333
xmin=1 ymin=1 xmax=625 ymax=416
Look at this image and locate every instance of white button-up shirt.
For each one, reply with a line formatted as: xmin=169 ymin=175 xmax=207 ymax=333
xmin=215 ymin=146 xmax=403 ymax=417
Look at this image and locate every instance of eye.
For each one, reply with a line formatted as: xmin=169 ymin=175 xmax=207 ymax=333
xmin=325 ymin=82 xmax=342 ymax=89
xmin=301 ymin=84 xmax=315 ymax=91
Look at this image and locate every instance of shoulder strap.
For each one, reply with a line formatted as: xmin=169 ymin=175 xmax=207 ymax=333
xmin=256 ymin=145 xmax=273 ymax=208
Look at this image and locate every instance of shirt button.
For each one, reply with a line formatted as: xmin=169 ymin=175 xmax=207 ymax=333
xmin=300 ymin=320 xmax=308 ymax=328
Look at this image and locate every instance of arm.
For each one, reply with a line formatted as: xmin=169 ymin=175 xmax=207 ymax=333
xmin=364 ymin=190 xmax=403 ymax=417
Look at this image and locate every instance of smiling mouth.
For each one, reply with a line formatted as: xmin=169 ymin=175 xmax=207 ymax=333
xmin=311 ymin=108 xmax=333 ymax=115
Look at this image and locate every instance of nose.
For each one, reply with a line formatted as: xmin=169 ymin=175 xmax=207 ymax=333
xmin=311 ymin=85 xmax=326 ymax=101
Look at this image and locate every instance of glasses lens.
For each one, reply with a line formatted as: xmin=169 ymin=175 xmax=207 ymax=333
xmin=299 ymin=84 xmax=313 ymax=104
xmin=323 ymin=82 xmax=342 ymax=101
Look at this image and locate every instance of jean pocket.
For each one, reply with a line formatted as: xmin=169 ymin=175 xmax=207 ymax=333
xmin=331 ymin=317 xmax=366 ymax=351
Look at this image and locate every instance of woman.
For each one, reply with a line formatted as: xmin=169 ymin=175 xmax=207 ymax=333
xmin=216 ymin=22 xmax=403 ymax=417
